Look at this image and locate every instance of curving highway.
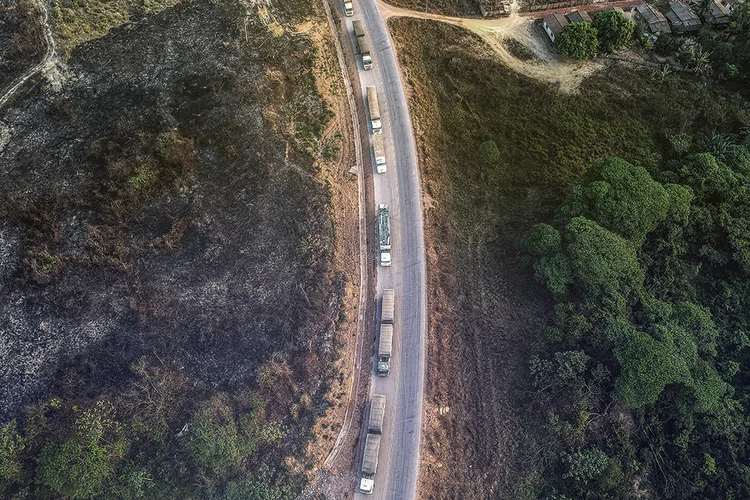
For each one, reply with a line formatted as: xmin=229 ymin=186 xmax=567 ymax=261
xmin=343 ymin=1 xmax=427 ymax=499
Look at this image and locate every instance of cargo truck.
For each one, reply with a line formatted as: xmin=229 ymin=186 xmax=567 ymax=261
xmin=343 ymin=0 xmax=353 ymax=16
xmin=366 ymin=86 xmax=381 ymax=133
xmin=372 ymin=133 xmax=386 ymax=173
xmin=359 ymin=433 xmax=381 ymax=494
xmin=377 ymin=204 xmax=391 ymax=266
xmin=368 ymin=394 xmax=386 ymax=433
xmin=377 ymin=324 xmax=393 ymax=376
xmin=378 ymin=290 xmax=394 ymax=375
xmin=352 ymin=20 xmax=372 ymax=69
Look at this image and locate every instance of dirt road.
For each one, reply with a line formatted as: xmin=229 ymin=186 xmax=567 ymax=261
xmin=0 ymin=0 xmax=56 ymax=110
xmin=375 ymin=0 xmax=639 ymax=92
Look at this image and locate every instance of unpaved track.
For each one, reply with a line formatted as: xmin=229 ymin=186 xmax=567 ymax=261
xmin=376 ymin=0 xmax=643 ymax=92
xmin=0 ymin=0 xmax=56 ymax=110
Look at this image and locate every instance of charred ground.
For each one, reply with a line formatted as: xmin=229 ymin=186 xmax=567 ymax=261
xmin=0 ymin=0 xmax=353 ymax=497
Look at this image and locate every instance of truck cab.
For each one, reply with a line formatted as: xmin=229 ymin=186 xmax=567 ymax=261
xmin=359 ymin=477 xmax=374 ymax=494
xmin=344 ymin=0 xmax=353 ymax=16
xmin=380 ymin=250 xmax=391 ymax=267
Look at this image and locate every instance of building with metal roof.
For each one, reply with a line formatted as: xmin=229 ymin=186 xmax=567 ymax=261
xmin=542 ymin=13 xmax=569 ymax=42
xmin=634 ymin=4 xmax=671 ymax=34
xmin=666 ymin=1 xmax=702 ymax=33
xmin=566 ymin=10 xmax=592 ymax=23
xmin=702 ymin=0 xmax=731 ymax=25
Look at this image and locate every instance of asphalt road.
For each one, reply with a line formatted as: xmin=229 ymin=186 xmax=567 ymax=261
xmin=343 ymin=2 xmax=427 ymax=499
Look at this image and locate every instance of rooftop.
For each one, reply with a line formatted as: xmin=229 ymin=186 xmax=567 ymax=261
xmin=543 ymin=13 xmax=569 ymax=35
xmin=566 ymin=10 xmax=592 ymax=23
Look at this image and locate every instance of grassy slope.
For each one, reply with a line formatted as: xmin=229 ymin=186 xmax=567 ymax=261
xmin=389 ymin=17 xmax=746 ymax=498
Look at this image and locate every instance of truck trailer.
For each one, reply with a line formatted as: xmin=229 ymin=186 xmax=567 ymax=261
xmin=377 ymin=324 xmax=393 ymax=376
xmin=378 ymin=289 xmax=394 ymax=375
xmin=366 ymin=86 xmax=381 ymax=133
xmin=352 ymin=20 xmax=372 ymax=69
xmin=372 ymin=133 xmax=386 ymax=173
xmin=343 ymin=0 xmax=353 ymax=16
xmin=377 ymin=204 xmax=391 ymax=266
xmin=359 ymin=433 xmax=382 ymax=494
xmin=381 ymin=289 xmax=395 ymax=323
xmin=368 ymin=394 xmax=386 ymax=433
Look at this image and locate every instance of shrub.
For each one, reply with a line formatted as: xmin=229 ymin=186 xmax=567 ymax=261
xmin=592 ymin=10 xmax=634 ymax=53
xmin=555 ymin=23 xmax=599 ymax=60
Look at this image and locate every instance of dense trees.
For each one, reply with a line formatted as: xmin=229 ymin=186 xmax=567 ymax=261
xmin=0 ymin=365 xmax=299 ymax=499
xmin=555 ymin=22 xmax=599 ymax=59
xmin=523 ymin=143 xmax=750 ymax=498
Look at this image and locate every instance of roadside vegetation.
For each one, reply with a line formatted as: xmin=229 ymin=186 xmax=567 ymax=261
xmin=390 ymin=16 xmax=750 ymax=498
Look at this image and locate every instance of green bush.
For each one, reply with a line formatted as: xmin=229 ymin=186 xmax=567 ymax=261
xmin=555 ymin=22 xmax=599 ymax=60
xmin=592 ymin=10 xmax=634 ymax=53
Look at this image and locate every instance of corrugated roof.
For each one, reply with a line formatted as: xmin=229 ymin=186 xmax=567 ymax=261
xmin=566 ymin=10 xmax=592 ymax=23
xmin=543 ymin=13 xmax=569 ymax=36
xmin=666 ymin=1 xmax=702 ymax=30
xmin=634 ymin=4 xmax=671 ymax=33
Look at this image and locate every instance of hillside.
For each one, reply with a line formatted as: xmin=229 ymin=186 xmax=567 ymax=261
xmin=0 ymin=0 xmax=359 ymax=497
xmin=390 ymin=16 xmax=750 ymax=499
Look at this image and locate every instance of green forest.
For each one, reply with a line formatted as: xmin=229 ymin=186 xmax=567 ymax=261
xmin=523 ymin=137 xmax=750 ymax=498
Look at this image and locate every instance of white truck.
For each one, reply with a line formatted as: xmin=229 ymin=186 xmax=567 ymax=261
xmin=377 ymin=204 xmax=391 ymax=267
xmin=366 ymin=86 xmax=381 ymax=134
xmin=378 ymin=289 xmax=394 ymax=375
xmin=353 ymin=20 xmax=372 ymax=69
xmin=372 ymin=133 xmax=386 ymax=173
xmin=343 ymin=0 xmax=353 ymax=16
xmin=359 ymin=433 xmax=382 ymax=494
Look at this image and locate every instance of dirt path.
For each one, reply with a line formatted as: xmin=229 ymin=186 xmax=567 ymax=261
xmin=376 ymin=0 xmax=624 ymax=92
xmin=0 ymin=0 xmax=56 ymax=110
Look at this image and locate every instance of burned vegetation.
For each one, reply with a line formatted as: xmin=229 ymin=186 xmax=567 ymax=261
xmin=0 ymin=0 xmax=343 ymax=497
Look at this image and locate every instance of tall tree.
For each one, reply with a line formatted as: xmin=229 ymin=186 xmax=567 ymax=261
xmin=592 ymin=10 xmax=634 ymax=53
xmin=555 ymin=22 xmax=599 ymax=59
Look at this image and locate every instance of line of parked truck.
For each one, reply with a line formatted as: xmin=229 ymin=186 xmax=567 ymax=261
xmin=342 ymin=1 xmax=400 ymax=495
xmin=358 ymin=288 xmax=394 ymax=494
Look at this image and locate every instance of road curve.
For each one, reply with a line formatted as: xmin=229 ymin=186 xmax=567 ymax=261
xmin=345 ymin=1 xmax=427 ymax=499
xmin=0 ymin=0 xmax=56 ymax=110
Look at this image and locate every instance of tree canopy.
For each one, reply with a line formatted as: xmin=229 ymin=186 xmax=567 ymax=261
xmin=555 ymin=22 xmax=599 ymax=59
xmin=592 ymin=10 xmax=634 ymax=53
xmin=523 ymin=145 xmax=750 ymax=498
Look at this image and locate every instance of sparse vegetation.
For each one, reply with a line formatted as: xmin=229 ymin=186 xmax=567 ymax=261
xmin=390 ymin=16 xmax=749 ymax=498
xmin=51 ymin=0 xmax=183 ymax=55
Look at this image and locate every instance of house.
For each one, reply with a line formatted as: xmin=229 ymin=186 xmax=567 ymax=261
xmin=722 ymin=0 xmax=745 ymax=13
xmin=542 ymin=13 xmax=569 ymax=43
xmin=600 ymin=6 xmax=625 ymax=14
xmin=479 ymin=0 xmax=512 ymax=17
xmin=702 ymin=0 xmax=731 ymax=25
xmin=665 ymin=1 xmax=702 ymax=33
xmin=634 ymin=4 xmax=671 ymax=35
xmin=566 ymin=10 xmax=592 ymax=23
